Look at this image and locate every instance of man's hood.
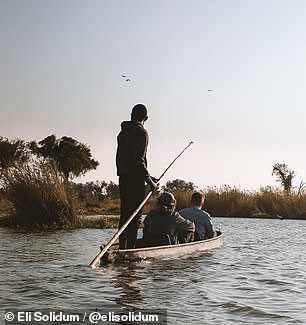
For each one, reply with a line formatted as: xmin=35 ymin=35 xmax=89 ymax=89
xmin=120 ymin=121 xmax=143 ymax=133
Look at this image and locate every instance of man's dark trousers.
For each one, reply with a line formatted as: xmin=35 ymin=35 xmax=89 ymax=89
xmin=119 ymin=175 xmax=146 ymax=249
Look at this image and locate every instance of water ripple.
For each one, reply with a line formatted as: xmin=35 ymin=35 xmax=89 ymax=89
xmin=2 ymin=219 xmax=306 ymax=324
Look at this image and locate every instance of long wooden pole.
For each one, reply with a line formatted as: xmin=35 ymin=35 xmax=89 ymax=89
xmin=88 ymin=141 xmax=193 ymax=268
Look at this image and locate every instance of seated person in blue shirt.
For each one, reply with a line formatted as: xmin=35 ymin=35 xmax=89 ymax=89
xmin=143 ymin=192 xmax=195 ymax=246
xmin=179 ymin=191 xmax=215 ymax=241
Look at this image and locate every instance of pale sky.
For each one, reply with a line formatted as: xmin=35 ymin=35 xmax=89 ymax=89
xmin=1 ymin=0 xmax=306 ymax=191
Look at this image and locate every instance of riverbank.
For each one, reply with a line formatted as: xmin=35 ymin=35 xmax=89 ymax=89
xmin=1 ymin=212 xmax=306 ymax=231
xmin=0 ymin=213 xmax=120 ymax=229
xmin=1 ymin=185 xmax=306 ymax=229
xmin=76 ymin=186 xmax=306 ymax=221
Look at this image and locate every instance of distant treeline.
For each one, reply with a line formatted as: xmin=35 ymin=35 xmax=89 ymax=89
xmin=1 ymin=135 xmax=306 ymax=229
xmin=72 ymin=179 xmax=306 ymax=220
xmin=1 ymin=175 xmax=306 ymax=229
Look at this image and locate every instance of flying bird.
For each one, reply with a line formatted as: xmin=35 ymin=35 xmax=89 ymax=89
xmin=208 ymin=89 xmax=213 ymax=92
xmin=122 ymin=75 xmax=131 ymax=82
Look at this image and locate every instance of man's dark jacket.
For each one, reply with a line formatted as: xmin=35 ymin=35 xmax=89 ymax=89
xmin=143 ymin=206 xmax=195 ymax=244
xmin=116 ymin=120 xmax=151 ymax=181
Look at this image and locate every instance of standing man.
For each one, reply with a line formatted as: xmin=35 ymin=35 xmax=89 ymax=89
xmin=179 ymin=191 xmax=215 ymax=240
xmin=116 ymin=104 xmax=157 ymax=249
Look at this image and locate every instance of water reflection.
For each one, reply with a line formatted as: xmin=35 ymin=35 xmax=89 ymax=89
xmin=108 ymin=263 xmax=144 ymax=308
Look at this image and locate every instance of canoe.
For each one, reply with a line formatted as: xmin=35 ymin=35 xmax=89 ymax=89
xmin=100 ymin=230 xmax=223 ymax=264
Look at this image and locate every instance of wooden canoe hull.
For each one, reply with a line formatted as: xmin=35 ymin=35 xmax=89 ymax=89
xmin=100 ymin=231 xmax=224 ymax=264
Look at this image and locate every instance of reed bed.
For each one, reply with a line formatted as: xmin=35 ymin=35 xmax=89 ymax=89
xmin=89 ymin=186 xmax=306 ymax=220
xmin=144 ymin=185 xmax=306 ymax=219
xmin=0 ymin=161 xmax=78 ymax=228
xmin=80 ymin=197 xmax=120 ymax=216
xmin=1 ymin=175 xmax=306 ymax=230
xmin=203 ymin=185 xmax=306 ymax=219
xmin=79 ymin=215 xmax=119 ymax=228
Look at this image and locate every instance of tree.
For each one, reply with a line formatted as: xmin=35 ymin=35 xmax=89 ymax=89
xmin=31 ymin=135 xmax=99 ymax=185
xmin=272 ymin=163 xmax=295 ymax=194
xmin=0 ymin=137 xmax=29 ymax=177
xmin=162 ymin=179 xmax=196 ymax=193
xmin=71 ymin=180 xmax=108 ymax=201
xmin=106 ymin=181 xmax=120 ymax=199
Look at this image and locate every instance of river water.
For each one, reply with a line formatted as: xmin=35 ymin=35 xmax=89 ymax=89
xmin=1 ymin=217 xmax=306 ymax=324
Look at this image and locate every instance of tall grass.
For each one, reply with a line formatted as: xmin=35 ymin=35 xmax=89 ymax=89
xmin=203 ymin=185 xmax=258 ymax=217
xmin=202 ymin=185 xmax=306 ymax=219
xmin=74 ymin=185 xmax=306 ymax=220
xmin=80 ymin=197 xmax=120 ymax=216
xmin=0 ymin=160 xmax=78 ymax=228
xmin=2 ymin=172 xmax=306 ymax=230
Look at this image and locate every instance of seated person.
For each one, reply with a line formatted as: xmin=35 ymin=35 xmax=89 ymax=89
xmin=179 ymin=191 xmax=215 ymax=241
xmin=143 ymin=192 xmax=195 ymax=246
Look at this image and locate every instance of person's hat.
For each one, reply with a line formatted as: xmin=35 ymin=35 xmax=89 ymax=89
xmin=131 ymin=104 xmax=148 ymax=120
xmin=158 ymin=192 xmax=176 ymax=207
